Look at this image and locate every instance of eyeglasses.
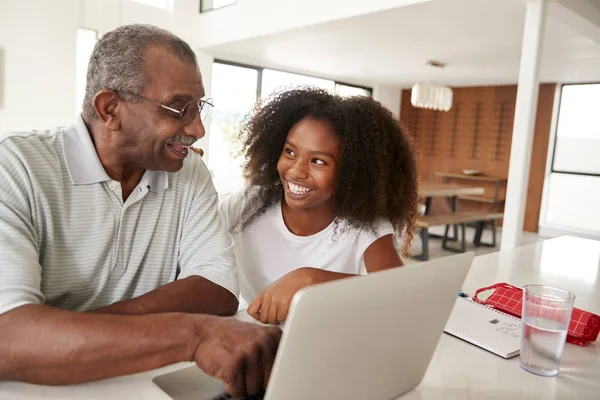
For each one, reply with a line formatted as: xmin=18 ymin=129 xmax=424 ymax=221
xmin=118 ymin=91 xmax=213 ymax=125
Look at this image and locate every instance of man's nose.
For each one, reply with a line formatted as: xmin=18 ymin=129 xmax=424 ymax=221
xmin=183 ymin=113 xmax=206 ymax=140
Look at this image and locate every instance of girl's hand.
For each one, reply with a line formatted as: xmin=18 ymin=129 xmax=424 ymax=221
xmin=191 ymin=147 xmax=204 ymax=157
xmin=247 ymin=267 xmax=320 ymax=324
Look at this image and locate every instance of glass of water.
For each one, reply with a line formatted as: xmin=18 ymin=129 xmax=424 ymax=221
xmin=520 ymin=285 xmax=575 ymax=377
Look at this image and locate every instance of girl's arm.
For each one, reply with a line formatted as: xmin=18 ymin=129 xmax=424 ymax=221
xmin=363 ymin=234 xmax=404 ymax=272
xmin=248 ymin=235 xmax=403 ymax=324
xmin=247 ymin=267 xmax=354 ymax=324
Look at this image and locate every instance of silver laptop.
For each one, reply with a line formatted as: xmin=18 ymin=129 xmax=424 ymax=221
xmin=153 ymin=252 xmax=474 ymax=400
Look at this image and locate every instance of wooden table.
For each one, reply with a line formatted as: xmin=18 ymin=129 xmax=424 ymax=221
xmin=419 ymin=181 xmax=485 ymax=199
xmin=2 ymin=236 xmax=598 ymax=399
xmin=433 ymin=172 xmax=507 ymax=211
xmin=419 ymin=181 xmax=484 ymax=214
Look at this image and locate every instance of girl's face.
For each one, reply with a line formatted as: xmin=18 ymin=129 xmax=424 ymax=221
xmin=277 ymin=117 xmax=341 ymax=212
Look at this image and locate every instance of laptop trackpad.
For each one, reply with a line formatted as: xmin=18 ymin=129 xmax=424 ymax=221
xmin=153 ymin=365 xmax=225 ymax=400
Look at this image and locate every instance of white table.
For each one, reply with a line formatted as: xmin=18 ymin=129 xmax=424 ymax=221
xmin=405 ymin=235 xmax=600 ymax=400
xmin=1 ymin=236 xmax=599 ymax=399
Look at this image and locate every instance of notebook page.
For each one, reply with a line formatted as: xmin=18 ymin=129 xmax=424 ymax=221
xmin=444 ymin=297 xmax=521 ymax=359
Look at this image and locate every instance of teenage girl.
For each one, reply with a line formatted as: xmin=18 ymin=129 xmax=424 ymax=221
xmin=219 ymin=88 xmax=419 ymax=324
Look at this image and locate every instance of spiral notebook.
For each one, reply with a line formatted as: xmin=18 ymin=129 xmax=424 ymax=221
xmin=444 ymin=296 xmax=521 ymax=359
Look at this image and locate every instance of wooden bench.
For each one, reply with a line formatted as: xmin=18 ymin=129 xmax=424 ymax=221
xmin=414 ymin=211 xmax=504 ymax=261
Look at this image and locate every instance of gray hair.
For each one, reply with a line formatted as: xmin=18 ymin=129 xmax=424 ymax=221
xmin=82 ymin=24 xmax=198 ymax=120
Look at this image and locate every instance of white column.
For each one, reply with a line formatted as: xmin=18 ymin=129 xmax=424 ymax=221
xmin=501 ymin=0 xmax=548 ymax=250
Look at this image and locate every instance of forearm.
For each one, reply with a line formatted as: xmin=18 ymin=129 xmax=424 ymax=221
xmin=0 ymin=304 xmax=204 ymax=385
xmin=91 ymin=276 xmax=238 ymax=316
xmin=306 ymin=268 xmax=356 ymax=284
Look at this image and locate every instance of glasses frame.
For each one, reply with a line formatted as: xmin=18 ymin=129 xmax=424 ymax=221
xmin=117 ymin=90 xmax=214 ymax=124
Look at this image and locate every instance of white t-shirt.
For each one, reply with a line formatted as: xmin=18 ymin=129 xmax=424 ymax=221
xmin=219 ymin=189 xmax=395 ymax=305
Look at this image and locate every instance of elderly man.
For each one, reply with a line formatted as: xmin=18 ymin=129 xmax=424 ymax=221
xmin=0 ymin=24 xmax=279 ymax=397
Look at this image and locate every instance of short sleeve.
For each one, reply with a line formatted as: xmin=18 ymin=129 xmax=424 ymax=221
xmin=0 ymin=139 xmax=45 ymax=315
xmin=218 ymin=189 xmax=245 ymax=232
xmin=356 ymin=219 xmax=395 ymax=258
xmin=177 ymin=159 xmax=239 ymax=298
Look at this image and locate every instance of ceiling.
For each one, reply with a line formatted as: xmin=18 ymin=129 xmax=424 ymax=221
xmin=203 ymin=0 xmax=600 ymax=88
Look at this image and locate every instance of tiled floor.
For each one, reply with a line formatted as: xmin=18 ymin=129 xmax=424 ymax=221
xmin=403 ymin=225 xmax=548 ymax=264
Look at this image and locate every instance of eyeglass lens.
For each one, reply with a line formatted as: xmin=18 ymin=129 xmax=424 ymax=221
xmin=181 ymin=100 xmax=212 ymax=125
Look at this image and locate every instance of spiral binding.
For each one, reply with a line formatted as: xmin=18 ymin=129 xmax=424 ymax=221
xmin=461 ymin=297 xmax=521 ymax=322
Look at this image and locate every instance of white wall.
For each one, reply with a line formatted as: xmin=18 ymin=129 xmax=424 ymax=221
xmin=0 ymin=0 xmax=214 ymax=134
xmin=195 ymin=0 xmax=433 ymax=48
xmin=0 ymin=0 xmax=408 ymax=134
xmin=0 ymin=0 xmax=79 ymax=132
xmin=372 ymin=84 xmax=402 ymax=118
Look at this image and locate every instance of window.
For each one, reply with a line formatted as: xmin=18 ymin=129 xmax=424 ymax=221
xmin=201 ymin=0 xmax=237 ymax=12
xmin=541 ymin=83 xmax=600 ymax=235
xmin=207 ymin=62 xmax=259 ymax=194
xmin=130 ymin=0 xmax=172 ymax=9
xmin=261 ymin=69 xmax=335 ymax=99
xmin=208 ymin=60 xmax=372 ymax=194
xmin=552 ymin=83 xmax=600 ymax=176
xmin=335 ymin=83 xmax=372 ymax=97
xmin=76 ymin=28 xmax=97 ymax=116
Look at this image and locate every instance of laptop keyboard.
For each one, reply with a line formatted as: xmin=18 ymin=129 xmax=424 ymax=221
xmin=212 ymin=392 xmax=265 ymax=400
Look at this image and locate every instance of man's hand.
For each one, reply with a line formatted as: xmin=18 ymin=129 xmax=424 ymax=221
xmin=193 ymin=316 xmax=282 ymax=397
xmin=247 ymin=267 xmax=323 ymax=325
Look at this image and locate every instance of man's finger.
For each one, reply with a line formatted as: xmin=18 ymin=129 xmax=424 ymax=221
xmin=243 ymin=343 xmax=262 ymax=396
xmin=202 ymin=347 xmax=245 ymax=399
xmin=262 ymin=328 xmax=281 ymax=389
xmin=223 ymin=366 xmax=245 ymax=399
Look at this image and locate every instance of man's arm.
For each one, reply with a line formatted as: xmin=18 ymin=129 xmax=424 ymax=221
xmin=0 ymin=142 xmax=278 ymax=394
xmin=96 ymin=161 xmax=240 ymax=317
xmin=0 ymin=304 xmax=196 ymax=384
xmin=0 ymin=303 xmax=281 ymax=396
xmin=91 ymin=276 xmax=238 ymax=315
xmin=165 ymin=160 xmax=240 ymax=314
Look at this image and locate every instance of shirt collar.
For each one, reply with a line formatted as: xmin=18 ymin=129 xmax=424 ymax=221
xmin=62 ymin=115 xmax=169 ymax=192
xmin=141 ymin=168 xmax=169 ymax=193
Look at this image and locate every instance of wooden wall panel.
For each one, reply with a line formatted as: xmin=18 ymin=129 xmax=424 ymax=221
xmin=400 ymin=83 xmax=556 ymax=233
xmin=525 ymin=84 xmax=555 ymax=233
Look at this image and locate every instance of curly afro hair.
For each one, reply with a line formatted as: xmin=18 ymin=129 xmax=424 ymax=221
xmin=235 ymin=87 xmax=419 ymax=254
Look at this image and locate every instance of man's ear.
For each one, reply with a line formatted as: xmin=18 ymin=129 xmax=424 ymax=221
xmin=93 ymin=89 xmax=121 ymax=131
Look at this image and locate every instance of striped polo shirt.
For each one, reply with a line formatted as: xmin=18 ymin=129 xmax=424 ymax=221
xmin=0 ymin=115 xmax=238 ymax=315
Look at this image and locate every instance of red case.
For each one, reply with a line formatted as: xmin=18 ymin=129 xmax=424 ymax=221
xmin=473 ymin=283 xmax=600 ymax=347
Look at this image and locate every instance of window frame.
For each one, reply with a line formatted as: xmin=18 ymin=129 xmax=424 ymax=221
xmin=214 ymin=59 xmax=263 ymax=98
xmin=335 ymin=81 xmax=373 ymax=97
xmin=207 ymin=60 xmax=373 ymax=194
xmin=549 ymin=82 xmax=600 ymax=178
xmin=130 ymin=0 xmax=172 ymax=9
xmin=200 ymin=0 xmax=238 ymax=13
xmin=213 ymin=59 xmax=372 ymax=99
